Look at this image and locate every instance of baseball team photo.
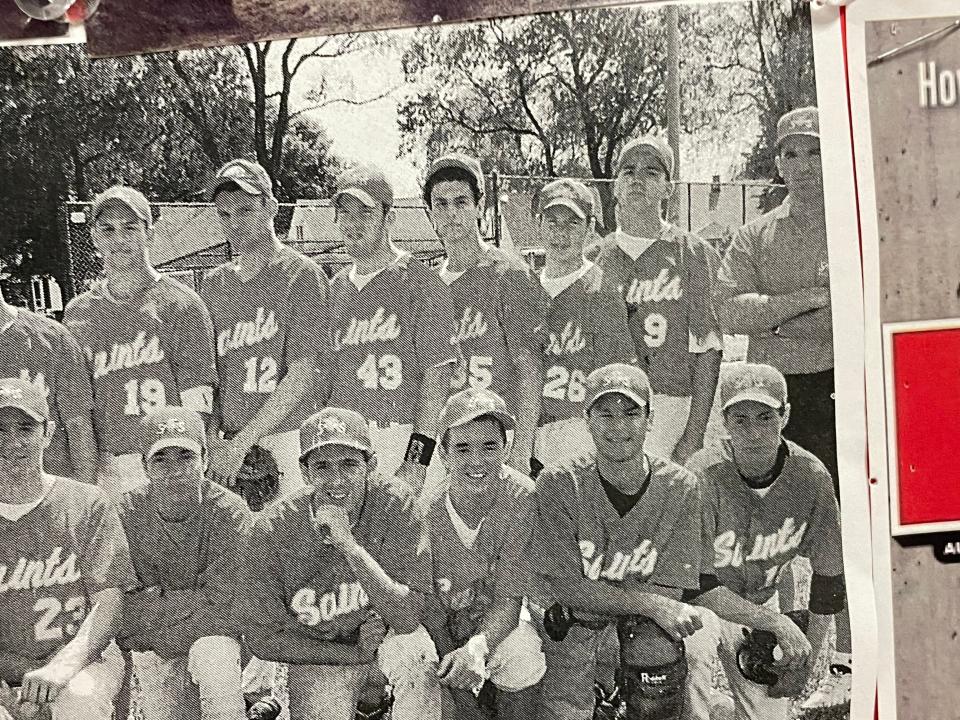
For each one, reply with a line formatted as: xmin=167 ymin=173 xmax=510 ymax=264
xmin=0 ymin=2 xmax=867 ymax=720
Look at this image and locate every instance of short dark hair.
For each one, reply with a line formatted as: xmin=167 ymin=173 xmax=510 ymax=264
xmin=440 ymin=414 xmax=508 ymax=451
xmin=423 ymin=167 xmax=482 ymax=209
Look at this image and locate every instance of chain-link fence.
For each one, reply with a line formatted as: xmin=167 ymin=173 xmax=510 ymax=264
xmin=63 ymin=177 xmax=780 ymax=302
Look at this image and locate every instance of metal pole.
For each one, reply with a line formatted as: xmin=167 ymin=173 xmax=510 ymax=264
xmin=491 ymin=170 xmax=501 ymax=247
xmin=666 ymin=4 xmax=681 ymax=223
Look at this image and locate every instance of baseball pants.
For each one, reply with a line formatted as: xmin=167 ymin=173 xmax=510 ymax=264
xmin=783 ymin=369 xmax=838 ymax=498
xmin=133 ymin=636 xmax=245 ymax=720
xmin=532 ymin=614 xmax=610 ymax=720
xmin=286 ymin=625 xmax=441 ymax=720
xmin=645 ymin=394 xmax=692 ymax=460
xmin=682 ymin=607 xmax=791 ymax=720
xmin=96 ymin=452 xmax=149 ymax=502
xmin=48 ymin=642 xmax=125 ymax=720
xmin=533 ymin=418 xmax=595 ymax=469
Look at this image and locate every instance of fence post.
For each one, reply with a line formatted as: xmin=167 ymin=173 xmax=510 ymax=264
xmin=491 ymin=170 xmax=501 ymax=247
xmin=61 ymin=201 xmax=77 ymax=302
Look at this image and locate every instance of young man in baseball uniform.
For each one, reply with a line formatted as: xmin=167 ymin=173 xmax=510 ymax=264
xmin=528 ymin=363 xmax=704 ymax=720
xmin=534 ymin=178 xmax=635 ymax=468
xmin=0 ymin=287 xmax=97 ymax=483
xmin=201 ymin=158 xmax=332 ymax=499
xmin=115 ymin=407 xmax=252 ymax=720
xmin=0 ymin=378 xmax=137 ymax=720
xmin=63 ymin=186 xmax=218 ymax=501
xmin=683 ymin=363 xmax=848 ymax=718
xmin=240 ymin=407 xmax=441 ymax=720
xmin=328 ymin=163 xmax=458 ymax=495
xmin=593 ymin=136 xmax=722 ymax=465
xmin=423 ymin=153 xmax=548 ymax=479
xmin=423 ymin=388 xmax=545 ymax=720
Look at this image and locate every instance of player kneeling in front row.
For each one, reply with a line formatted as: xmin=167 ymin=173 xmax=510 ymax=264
xmin=0 ymin=379 xmax=136 ymax=720
xmin=528 ymin=364 xmax=705 ymax=720
xmin=423 ymin=388 xmax=545 ymax=719
xmin=115 ymin=407 xmax=252 ymax=720
xmin=682 ymin=363 xmax=848 ymax=719
xmin=240 ymin=407 xmax=441 ymax=720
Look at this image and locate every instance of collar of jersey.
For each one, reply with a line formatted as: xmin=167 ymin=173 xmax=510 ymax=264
xmin=614 ymin=227 xmax=662 ymax=260
xmin=540 ymin=261 xmax=594 ymax=299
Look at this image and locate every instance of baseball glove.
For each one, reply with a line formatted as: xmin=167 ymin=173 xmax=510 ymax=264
xmin=616 ymin=615 xmax=687 ymax=720
xmin=234 ymin=444 xmax=281 ymax=512
xmin=736 ymin=609 xmax=811 ymax=697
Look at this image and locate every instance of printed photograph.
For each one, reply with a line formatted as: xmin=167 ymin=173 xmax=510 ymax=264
xmin=0 ymin=2 xmax=861 ymax=720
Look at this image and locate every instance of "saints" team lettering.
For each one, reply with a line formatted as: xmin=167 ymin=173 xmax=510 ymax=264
xmin=89 ymin=332 xmax=165 ymax=379
xmin=0 ymin=548 xmax=81 ymax=595
xmin=713 ymin=517 xmax=808 ymax=568
xmin=451 ymin=307 xmax=489 ymax=344
xmin=217 ymin=307 xmax=279 ymax=356
xmin=580 ymin=539 xmax=658 ymax=581
xmin=546 ymin=321 xmax=587 ymax=356
xmin=623 ymin=269 xmax=683 ymax=305
xmin=291 ymin=582 xmax=369 ymax=625
xmin=336 ymin=308 xmax=401 ymax=349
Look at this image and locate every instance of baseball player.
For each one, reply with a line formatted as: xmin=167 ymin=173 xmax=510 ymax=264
xmin=533 ymin=178 xmax=635 ymax=467
xmin=62 ymin=186 xmax=218 ymax=501
xmin=327 ymin=163 xmax=458 ymax=495
xmin=0 ymin=377 xmax=137 ymax=720
xmin=683 ymin=363 xmax=848 ymax=718
xmin=239 ymin=406 xmax=441 ymax=720
xmin=528 ymin=363 xmax=704 ymax=720
xmin=592 ymin=135 xmax=722 ymax=465
xmin=715 ymin=106 xmax=837 ymax=491
xmin=115 ymin=407 xmax=251 ymax=720
xmin=0 ymin=288 xmax=97 ymax=483
xmin=422 ymin=388 xmax=545 ymax=719
xmin=423 ymin=153 xmax=548 ymax=477
xmin=201 ymin=158 xmax=332 ymax=498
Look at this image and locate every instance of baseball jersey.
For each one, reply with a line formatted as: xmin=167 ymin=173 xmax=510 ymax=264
xmin=443 ymin=254 xmax=548 ymax=418
xmin=539 ymin=264 xmax=636 ymax=424
xmin=426 ymin=467 xmax=535 ymax=621
xmin=0 ymin=478 xmax=136 ymax=665
xmin=200 ymin=246 xmax=331 ymax=436
xmin=241 ymin=477 xmax=433 ymax=655
xmin=0 ymin=308 xmax=94 ymax=477
xmin=116 ymin=481 xmax=252 ymax=658
xmin=716 ymin=199 xmax=832 ymax=374
xmin=63 ymin=276 xmax=217 ymax=455
xmin=686 ymin=440 xmax=843 ymax=606
xmin=528 ymin=453 xmax=701 ymax=615
xmin=328 ymin=253 xmax=458 ymax=425
xmin=596 ymin=225 xmax=721 ymax=397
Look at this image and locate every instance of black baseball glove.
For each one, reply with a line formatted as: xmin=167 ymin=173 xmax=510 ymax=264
xmin=736 ymin=609 xmax=811 ymax=697
xmin=234 ymin=444 xmax=281 ymax=512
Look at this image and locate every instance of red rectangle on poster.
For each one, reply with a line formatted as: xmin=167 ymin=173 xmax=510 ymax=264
xmin=891 ymin=327 xmax=960 ymax=527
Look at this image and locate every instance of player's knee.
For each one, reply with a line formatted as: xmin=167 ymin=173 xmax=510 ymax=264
xmin=489 ymin=622 xmax=546 ymax=692
xmin=52 ymin=669 xmax=116 ymax=720
xmin=187 ymin=635 xmax=242 ymax=689
xmin=377 ymin=625 xmax=439 ymax=686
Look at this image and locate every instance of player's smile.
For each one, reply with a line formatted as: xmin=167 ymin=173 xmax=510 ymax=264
xmin=303 ymin=444 xmax=370 ymax=522
xmin=443 ymin=417 xmax=508 ymax=503
xmin=587 ymin=394 xmax=649 ymax=462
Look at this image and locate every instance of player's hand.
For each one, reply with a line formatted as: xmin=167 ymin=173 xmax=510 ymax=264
xmin=648 ymin=599 xmax=704 ymax=641
xmin=357 ymin=614 xmax=388 ymax=664
xmin=20 ymin=663 xmax=75 ymax=704
xmin=209 ymin=435 xmax=253 ymax=487
xmin=311 ymin=503 xmax=356 ymax=551
xmin=436 ymin=644 xmax=486 ymax=691
xmin=671 ymin=431 xmax=700 ymax=467
xmin=770 ymin=615 xmax=813 ymax=671
xmin=395 ymin=461 xmax=427 ymax=495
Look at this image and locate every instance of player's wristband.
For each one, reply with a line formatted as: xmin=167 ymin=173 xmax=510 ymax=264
xmin=405 ymin=433 xmax=436 ymax=466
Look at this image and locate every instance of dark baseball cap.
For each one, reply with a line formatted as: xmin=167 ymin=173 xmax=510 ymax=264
xmin=333 ymin=164 xmax=395 ymax=210
xmin=300 ymin=407 xmax=374 ymax=462
xmin=426 ymin=153 xmax=485 ymax=195
xmin=91 ymin=186 xmax=152 ymax=228
xmin=720 ymin=363 xmax=788 ymax=411
xmin=776 ymin=106 xmax=819 ymax=148
xmin=139 ymin=407 xmax=206 ymax=461
xmin=208 ymin=159 xmax=274 ymax=200
xmin=538 ymin=178 xmax=595 ymax=220
xmin=439 ymin=388 xmax=515 ymax=440
xmin=616 ymin=135 xmax=674 ymax=181
xmin=0 ymin=378 xmax=49 ymax=422
xmin=584 ymin=364 xmax=652 ymax=414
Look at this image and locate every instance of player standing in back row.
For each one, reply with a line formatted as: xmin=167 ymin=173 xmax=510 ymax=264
xmin=423 ymin=153 xmax=548 ymax=479
xmin=327 ymin=163 xmax=458 ymax=495
xmin=534 ymin=178 xmax=635 ymax=467
xmin=201 ymin=159 xmax=332 ymax=497
xmin=63 ymin=186 xmax=218 ymax=500
xmin=593 ymin=135 xmax=722 ymax=465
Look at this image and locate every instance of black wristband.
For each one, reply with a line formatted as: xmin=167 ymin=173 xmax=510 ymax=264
xmin=405 ymin=433 xmax=436 ymax=466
